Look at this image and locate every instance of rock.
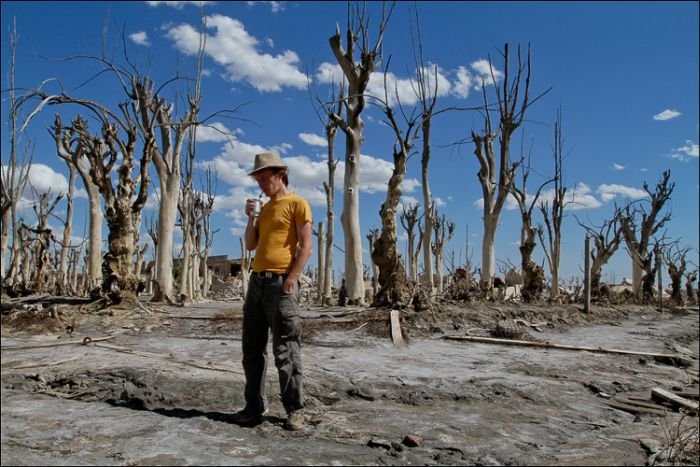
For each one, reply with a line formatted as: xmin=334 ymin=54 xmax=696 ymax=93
xmin=402 ymin=434 xmax=423 ymax=447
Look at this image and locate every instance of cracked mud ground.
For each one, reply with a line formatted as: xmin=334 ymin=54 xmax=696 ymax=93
xmin=1 ymin=300 xmax=698 ymax=466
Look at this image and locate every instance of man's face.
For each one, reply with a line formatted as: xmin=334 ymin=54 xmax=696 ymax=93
xmin=254 ymin=168 xmax=282 ymax=195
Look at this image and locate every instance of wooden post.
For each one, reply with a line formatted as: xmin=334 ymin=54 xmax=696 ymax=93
xmin=584 ymin=234 xmax=591 ymax=313
xmin=656 ymin=245 xmax=663 ymax=311
xmin=317 ymin=221 xmax=325 ymax=303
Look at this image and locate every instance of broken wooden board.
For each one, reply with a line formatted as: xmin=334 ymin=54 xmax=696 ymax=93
xmin=443 ymin=334 xmax=693 ymax=367
xmin=390 ymin=309 xmax=406 ymax=348
xmin=605 ymin=399 xmax=668 ymax=416
xmin=613 ymin=395 xmax=670 ymax=412
xmin=651 ymin=387 xmax=699 ymax=413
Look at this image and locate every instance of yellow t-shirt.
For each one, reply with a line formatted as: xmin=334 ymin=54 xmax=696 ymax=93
xmin=253 ymin=193 xmax=312 ymax=274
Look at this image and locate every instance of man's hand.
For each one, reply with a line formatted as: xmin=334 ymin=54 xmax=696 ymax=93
xmin=282 ymin=276 xmax=296 ymax=295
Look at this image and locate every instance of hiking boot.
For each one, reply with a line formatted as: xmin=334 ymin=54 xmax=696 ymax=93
xmin=229 ymin=407 xmax=265 ymax=426
xmin=285 ymin=410 xmax=305 ymax=431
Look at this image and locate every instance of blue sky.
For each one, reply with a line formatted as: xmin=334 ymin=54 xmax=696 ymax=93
xmin=2 ymin=1 xmax=698 ymax=285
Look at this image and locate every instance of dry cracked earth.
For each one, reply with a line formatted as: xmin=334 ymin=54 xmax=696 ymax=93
xmin=1 ymin=297 xmax=699 ymax=466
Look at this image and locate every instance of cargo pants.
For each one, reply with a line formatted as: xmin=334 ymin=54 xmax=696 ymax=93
xmin=241 ymin=272 xmax=304 ymax=415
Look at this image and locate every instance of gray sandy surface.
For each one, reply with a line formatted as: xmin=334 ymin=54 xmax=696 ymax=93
xmin=2 ymin=300 xmax=698 ymax=465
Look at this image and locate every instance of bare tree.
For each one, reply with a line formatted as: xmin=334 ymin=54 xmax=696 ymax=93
xmin=575 ymin=213 xmax=623 ymax=296
xmin=470 ymin=44 xmax=545 ymax=290
xmin=55 ymin=161 xmax=76 ymax=294
xmin=328 ymin=1 xmax=394 ymax=305
xmin=309 ymin=76 xmax=343 ymax=305
xmin=1 ymin=19 xmax=33 ymax=285
xmin=411 ymin=11 xmax=440 ymax=295
xmin=25 ymin=188 xmax=62 ymax=293
xmin=664 ymin=242 xmax=691 ymax=306
xmin=431 ymin=212 xmax=456 ymax=295
xmin=369 ymin=60 xmax=419 ymax=306
xmin=538 ymin=110 xmax=567 ymax=302
xmin=510 ymin=141 xmax=552 ymax=301
xmin=53 ymin=115 xmax=104 ymax=291
xmin=399 ymin=203 xmax=421 ymax=282
xmin=147 ymin=18 xmax=208 ymax=303
xmin=618 ymin=170 xmax=674 ymax=302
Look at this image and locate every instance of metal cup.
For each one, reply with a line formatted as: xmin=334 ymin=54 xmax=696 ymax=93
xmin=251 ymin=198 xmax=262 ymax=217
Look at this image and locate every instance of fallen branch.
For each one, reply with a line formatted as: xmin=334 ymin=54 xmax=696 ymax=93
xmin=3 ymin=356 xmax=81 ymax=370
xmin=90 ymin=341 xmax=245 ymax=375
xmin=442 ymin=335 xmax=693 ymax=367
xmin=1 ymin=335 xmax=117 ymax=351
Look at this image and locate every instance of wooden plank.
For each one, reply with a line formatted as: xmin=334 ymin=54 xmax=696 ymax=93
xmin=613 ymin=395 xmax=670 ymax=412
xmin=442 ymin=335 xmax=693 ymax=367
xmin=605 ymin=399 xmax=667 ymax=416
xmin=390 ymin=309 xmax=406 ymax=348
xmin=651 ymin=387 xmax=699 ymax=412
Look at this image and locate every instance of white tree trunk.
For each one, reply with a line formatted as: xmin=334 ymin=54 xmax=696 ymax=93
xmin=341 ymin=136 xmax=365 ymax=305
xmin=317 ymin=221 xmax=325 ymax=302
xmin=157 ymin=182 xmax=179 ymax=300
xmin=1 ymin=209 xmax=9 ymax=279
xmin=482 ymin=217 xmax=497 ymax=288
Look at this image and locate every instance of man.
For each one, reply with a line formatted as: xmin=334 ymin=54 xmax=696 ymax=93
xmin=232 ymin=152 xmax=313 ymax=431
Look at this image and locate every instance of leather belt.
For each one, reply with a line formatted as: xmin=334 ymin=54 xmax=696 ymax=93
xmin=255 ymin=271 xmax=284 ymax=279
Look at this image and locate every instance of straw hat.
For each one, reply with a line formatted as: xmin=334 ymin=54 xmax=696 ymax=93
xmin=248 ymin=152 xmax=287 ymax=176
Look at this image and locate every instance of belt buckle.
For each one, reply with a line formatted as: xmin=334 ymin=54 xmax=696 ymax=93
xmin=262 ymin=271 xmax=274 ymax=279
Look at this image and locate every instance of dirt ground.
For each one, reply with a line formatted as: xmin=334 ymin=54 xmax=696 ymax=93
xmin=1 ymin=295 xmax=699 ymax=466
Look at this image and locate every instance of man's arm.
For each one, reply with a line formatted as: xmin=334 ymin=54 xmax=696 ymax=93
xmin=283 ymin=220 xmax=313 ymax=294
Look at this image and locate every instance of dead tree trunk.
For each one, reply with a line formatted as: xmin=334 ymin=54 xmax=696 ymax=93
xmin=53 ymin=115 xmax=103 ymax=292
xmin=400 ymin=203 xmax=421 ymax=282
xmin=310 ymin=78 xmax=342 ymax=306
xmin=576 ymin=214 xmax=623 ymax=297
xmin=370 ymin=67 xmax=419 ymax=307
xmin=619 ymin=170 xmax=674 ymax=303
xmin=664 ymin=243 xmax=690 ymax=306
xmin=510 ymin=147 xmax=551 ymax=302
xmin=432 ymin=213 xmax=456 ymax=295
xmin=1 ymin=21 xmax=32 ymax=285
xmin=56 ymin=163 xmax=76 ymax=294
xmin=470 ymin=44 xmax=543 ymax=291
xmin=538 ymin=110 xmax=567 ymax=302
xmin=328 ymin=2 xmax=394 ymax=305
xmin=29 ymin=190 xmax=62 ymax=293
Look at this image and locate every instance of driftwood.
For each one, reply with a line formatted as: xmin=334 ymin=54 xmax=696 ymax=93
xmin=651 ymin=387 xmax=699 ymax=412
xmin=442 ymin=335 xmax=693 ymax=367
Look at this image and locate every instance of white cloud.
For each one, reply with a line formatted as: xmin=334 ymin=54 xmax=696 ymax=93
xmin=596 ymin=184 xmax=648 ymax=202
xmin=166 ymin=14 xmax=307 ymax=92
xmin=129 ymin=31 xmax=150 ymax=46
xmin=299 ymin=133 xmax=328 ymax=147
xmin=247 ymin=1 xmax=285 ymax=13
xmin=196 ymin=122 xmax=240 ymax=142
xmin=653 ymin=109 xmax=681 ymax=121
xmin=316 ymin=62 xmax=452 ymax=107
xmin=664 ymin=140 xmax=698 ymax=162
xmin=611 ymin=163 xmax=625 ymax=171
xmin=536 ymin=183 xmax=602 ymax=211
xmin=147 ymin=1 xmax=213 ymax=9
xmin=197 ymin=133 xmax=421 ymax=209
